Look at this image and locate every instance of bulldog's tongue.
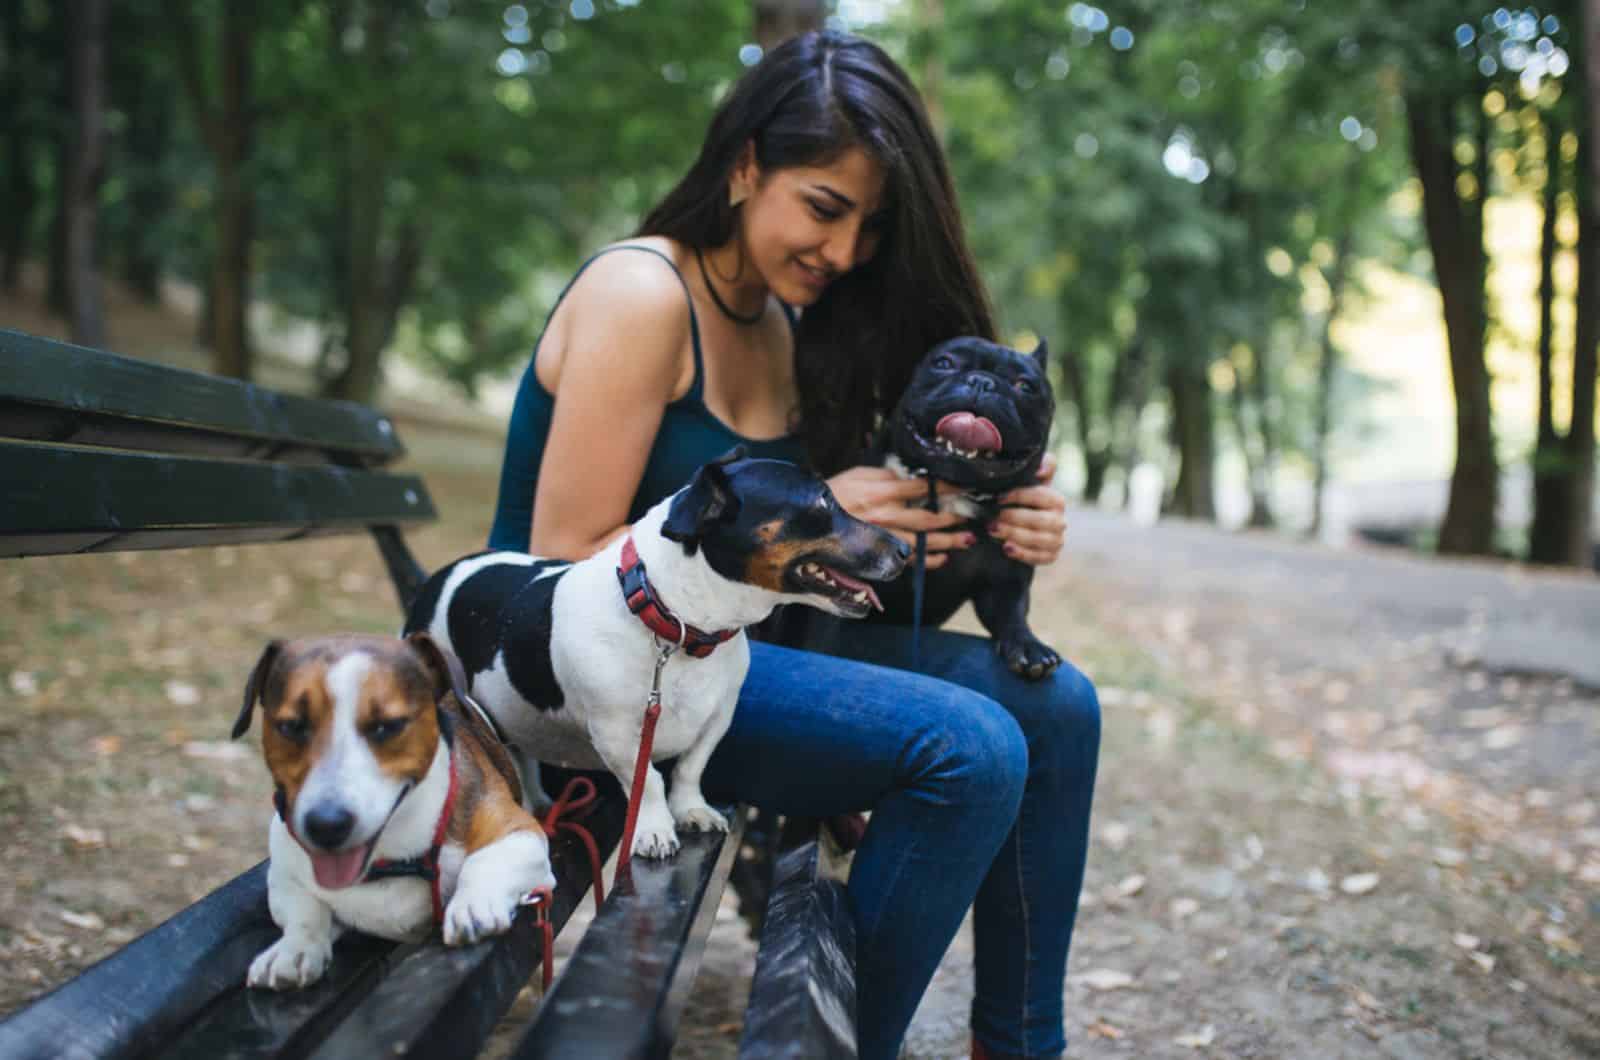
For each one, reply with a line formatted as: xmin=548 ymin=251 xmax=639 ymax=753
xmin=309 ymin=844 xmax=372 ymax=890
xmin=935 ymin=412 xmax=1003 ymax=453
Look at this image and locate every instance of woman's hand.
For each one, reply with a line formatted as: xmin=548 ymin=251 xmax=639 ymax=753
xmin=989 ymin=452 xmax=1067 ymax=567
xmin=827 ymin=466 xmax=973 ymax=570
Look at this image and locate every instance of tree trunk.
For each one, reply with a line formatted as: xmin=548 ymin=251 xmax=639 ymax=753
xmin=1 ymin=1 xmax=38 ymax=291
xmin=325 ymin=5 xmax=393 ymax=405
xmin=48 ymin=131 xmax=71 ymax=316
xmin=1528 ymin=112 xmax=1571 ymax=563
xmin=65 ymin=0 xmax=108 ymax=347
xmin=1406 ymin=93 xmax=1498 ymax=555
xmin=169 ymin=1 xmax=255 ymax=378
xmin=117 ymin=41 xmax=175 ymax=303
xmin=1564 ymin=127 xmax=1597 ymax=567
xmin=1164 ymin=355 xmax=1216 ymax=520
xmin=1310 ymin=231 xmax=1354 ymax=539
xmin=753 ymin=0 xmax=824 ymax=51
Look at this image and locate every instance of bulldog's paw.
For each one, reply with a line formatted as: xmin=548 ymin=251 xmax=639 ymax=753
xmin=443 ymin=883 xmax=517 ymax=946
xmin=631 ymin=805 xmax=681 ymax=859
xmin=247 ymin=933 xmax=332 ymax=990
xmin=996 ymin=631 xmax=1062 ymax=681
xmin=670 ymin=797 xmax=729 ymax=834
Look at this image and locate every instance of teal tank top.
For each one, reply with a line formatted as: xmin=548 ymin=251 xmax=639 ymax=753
xmin=487 ymin=245 xmax=809 ymax=552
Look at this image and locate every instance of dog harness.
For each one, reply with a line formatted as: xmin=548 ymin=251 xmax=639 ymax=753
xmin=616 ymin=536 xmax=740 ymax=657
xmin=273 ymin=707 xmax=460 ymax=924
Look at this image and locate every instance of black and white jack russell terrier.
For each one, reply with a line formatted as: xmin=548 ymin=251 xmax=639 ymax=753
xmin=403 ymin=451 xmax=910 ymax=860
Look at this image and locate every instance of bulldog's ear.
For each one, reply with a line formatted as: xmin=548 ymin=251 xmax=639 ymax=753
xmin=661 ymin=458 xmax=742 ymax=555
xmin=405 ymin=631 xmax=473 ymax=706
xmin=233 ymin=640 xmax=284 ymax=739
xmin=1030 ymin=338 xmax=1049 ymax=365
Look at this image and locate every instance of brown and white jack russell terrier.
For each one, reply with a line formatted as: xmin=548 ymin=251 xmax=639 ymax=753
xmin=232 ymin=631 xmax=554 ymax=990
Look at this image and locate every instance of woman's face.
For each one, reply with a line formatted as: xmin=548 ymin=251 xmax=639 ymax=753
xmin=737 ymin=145 xmax=888 ymax=306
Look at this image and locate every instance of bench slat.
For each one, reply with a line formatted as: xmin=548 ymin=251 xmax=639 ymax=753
xmin=0 ymin=440 xmax=435 ymax=559
xmin=0 ymin=863 xmax=275 ymax=1060
xmin=0 ymin=328 xmax=405 ymax=466
xmin=738 ymin=837 xmax=858 ymax=1059
xmin=509 ymin=808 xmax=747 ymax=1060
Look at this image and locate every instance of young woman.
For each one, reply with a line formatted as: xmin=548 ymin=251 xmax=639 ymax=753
xmin=488 ymin=30 xmax=1099 ymax=1060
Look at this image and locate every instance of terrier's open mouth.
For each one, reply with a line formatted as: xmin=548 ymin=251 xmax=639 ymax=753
xmin=790 ymin=558 xmax=883 ymax=616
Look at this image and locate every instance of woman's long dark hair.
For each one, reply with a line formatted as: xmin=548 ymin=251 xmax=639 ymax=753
xmin=638 ymin=30 xmax=995 ymax=475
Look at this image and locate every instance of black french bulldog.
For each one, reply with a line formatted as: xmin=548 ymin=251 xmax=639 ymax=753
xmin=866 ymin=335 xmax=1062 ymax=680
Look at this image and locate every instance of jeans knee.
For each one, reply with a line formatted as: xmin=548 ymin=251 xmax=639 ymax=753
xmin=907 ymin=689 xmax=1028 ymax=817
xmin=1014 ymin=663 xmax=1101 ymax=770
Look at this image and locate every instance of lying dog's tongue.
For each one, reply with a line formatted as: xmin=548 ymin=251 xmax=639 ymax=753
xmin=823 ymin=566 xmax=883 ymax=611
xmin=309 ymin=844 xmax=372 ymax=890
xmin=936 ymin=412 xmax=1003 ymax=453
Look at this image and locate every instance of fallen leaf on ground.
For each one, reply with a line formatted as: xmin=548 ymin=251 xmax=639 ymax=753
xmin=1171 ymin=897 xmax=1200 ymax=919
xmin=1453 ymin=933 xmax=1481 ymax=950
xmin=1432 ymin=847 xmax=1466 ymax=867
xmin=1469 ymin=951 xmax=1497 ymax=973
xmin=164 ymin=680 xmax=202 ymax=707
xmin=91 ymin=736 xmax=122 ymax=756
xmin=1072 ymin=968 xmax=1136 ymax=991
xmin=1115 ymin=874 xmax=1146 ymax=898
xmin=1174 ymin=1024 xmax=1216 ymax=1048
xmin=61 ymin=824 xmax=105 ymax=849
xmin=1340 ymin=872 xmax=1380 ymax=895
xmin=1101 ymin=821 xmax=1131 ymax=850
xmin=9 ymin=671 xmax=39 ymax=696
xmin=1540 ymin=925 xmax=1579 ymax=955
xmin=59 ymin=910 xmax=105 ymax=931
xmin=1086 ymin=1020 xmax=1124 ymax=1040
xmin=1483 ymin=727 xmax=1523 ymax=750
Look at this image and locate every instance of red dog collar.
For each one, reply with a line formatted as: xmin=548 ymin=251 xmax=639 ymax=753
xmin=616 ymin=536 xmax=740 ymax=658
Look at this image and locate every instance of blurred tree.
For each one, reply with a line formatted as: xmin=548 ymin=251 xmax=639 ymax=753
xmin=64 ymin=0 xmax=108 ymax=346
xmin=755 ymin=0 xmax=824 ymax=50
xmin=166 ymin=0 xmax=259 ymax=380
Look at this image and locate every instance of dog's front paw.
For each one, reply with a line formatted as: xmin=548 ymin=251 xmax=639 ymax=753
xmin=996 ymin=631 xmax=1062 ymax=681
xmin=443 ymin=884 xmax=517 ymax=946
xmin=247 ymin=933 xmax=332 ymax=990
xmin=631 ymin=805 xmax=681 ymax=859
xmin=670 ymin=797 xmax=729 ymax=834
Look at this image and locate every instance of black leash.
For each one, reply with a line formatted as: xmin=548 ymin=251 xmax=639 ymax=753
xmin=910 ymin=476 xmax=938 ymax=671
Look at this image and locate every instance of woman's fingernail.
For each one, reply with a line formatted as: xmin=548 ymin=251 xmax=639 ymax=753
xmin=1003 ymin=542 xmax=1019 ymax=557
xmin=963 ymin=533 xmax=978 ymax=546
xmin=987 ymin=523 xmax=1001 ymax=535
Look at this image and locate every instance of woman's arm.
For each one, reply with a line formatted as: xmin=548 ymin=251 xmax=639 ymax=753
xmin=527 ymin=253 xmax=694 ymax=560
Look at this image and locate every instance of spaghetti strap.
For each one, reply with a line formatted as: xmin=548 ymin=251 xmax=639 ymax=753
xmin=544 ymin=244 xmax=706 ymax=399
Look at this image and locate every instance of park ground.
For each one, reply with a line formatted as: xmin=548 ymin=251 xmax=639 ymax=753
xmin=0 ymin=284 xmax=1596 ymax=1057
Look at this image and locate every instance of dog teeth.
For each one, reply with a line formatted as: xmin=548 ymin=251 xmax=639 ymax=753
xmin=935 ymin=437 xmax=992 ymax=459
xmin=853 ymin=590 xmax=868 ymax=603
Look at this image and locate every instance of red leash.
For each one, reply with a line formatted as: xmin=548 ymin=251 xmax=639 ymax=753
xmin=617 ymin=631 xmax=679 ymax=874
xmin=523 ymin=774 xmax=608 ymax=991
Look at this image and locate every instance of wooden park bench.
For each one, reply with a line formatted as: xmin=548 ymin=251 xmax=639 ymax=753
xmin=0 ymin=327 xmax=855 ymax=1058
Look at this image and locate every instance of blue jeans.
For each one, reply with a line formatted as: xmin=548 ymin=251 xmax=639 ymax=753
xmin=703 ymin=625 xmax=1100 ymax=1060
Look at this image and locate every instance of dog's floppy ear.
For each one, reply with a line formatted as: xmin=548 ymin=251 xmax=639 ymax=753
xmin=233 ymin=640 xmax=284 ymax=739
xmin=661 ymin=452 xmax=744 ymax=555
xmin=405 ymin=631 xmax=473 ymax=706
xmin=1030 ymin=338 xmax=1049 ymax=366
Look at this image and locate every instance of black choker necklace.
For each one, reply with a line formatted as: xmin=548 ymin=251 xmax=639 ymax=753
xmin=695 ymin=246 xmax=765 ymax=326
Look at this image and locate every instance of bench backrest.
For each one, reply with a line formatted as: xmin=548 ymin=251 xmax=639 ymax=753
xmin=0 ymin=327 xmax=437 ymax=602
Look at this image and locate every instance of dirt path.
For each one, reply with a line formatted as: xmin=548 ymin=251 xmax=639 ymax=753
xmin=2 ymin=449 xmax=1595 ymax=1056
